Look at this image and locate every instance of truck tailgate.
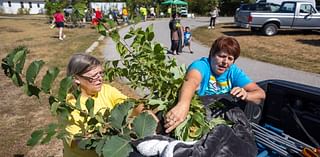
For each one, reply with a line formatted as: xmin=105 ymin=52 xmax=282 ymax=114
xmin=235 ymin=10 xmax=251 ymax=28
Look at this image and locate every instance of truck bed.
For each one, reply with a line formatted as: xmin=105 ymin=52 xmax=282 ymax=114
xmin=246 ymin=79 xmax=320 ymax=146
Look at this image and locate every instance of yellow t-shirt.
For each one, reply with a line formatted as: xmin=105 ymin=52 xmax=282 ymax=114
xmin=122 ymin=8 xmax=128 ymax=16
xmin=64 ymin=84 xmax=127 ymax=157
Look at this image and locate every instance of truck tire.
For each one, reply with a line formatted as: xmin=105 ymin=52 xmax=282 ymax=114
xmin=263 ymin=23 xmax=278 ymax=36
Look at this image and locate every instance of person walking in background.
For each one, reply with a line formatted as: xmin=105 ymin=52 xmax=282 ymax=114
xmin=208 ymin=7 xmax=218 ymax=29
xmin=176 ymin=13 xmax=184 ymax=54
xmin=95 ymin=7 xmax=103 ymax=21
xmin=182 ymin=26 xmax=194 ymax=54
xmin=150 ymin=6 xmax=156 ymax=19
xmin=122 ymin=6 xmax=129 ymax=24
xmin=52 ymin=10 xmax=66 ymax=41
xmin=167 ymin=6 xmax=172 ymax=17
xmin=140 ymin=6 xmax=147 ymax=22
xmin=112 ymin=8 xmax=119 ymax=25
xmin=169 ymin=13 xmax=180 ymax=55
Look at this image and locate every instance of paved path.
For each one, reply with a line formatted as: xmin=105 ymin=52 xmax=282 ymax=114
xmin=103 ymin=17 xmax=320 ymax=87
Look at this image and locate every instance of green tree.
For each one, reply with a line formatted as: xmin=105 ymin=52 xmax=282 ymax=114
xmin=45 ymin=0 xmax=67 ymax=21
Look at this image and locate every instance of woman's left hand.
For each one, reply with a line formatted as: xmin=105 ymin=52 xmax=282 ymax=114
xmin=230 ymin=87 xmax=248 ymax=101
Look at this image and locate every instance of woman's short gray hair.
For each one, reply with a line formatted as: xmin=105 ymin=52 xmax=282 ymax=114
xmin=67 ymin=53 xmax=101 ymax=77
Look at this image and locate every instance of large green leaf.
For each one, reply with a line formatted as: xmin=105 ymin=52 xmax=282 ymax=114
xmin=116 ymin=42 xmax=126 ymax=57
xmin=5 ymin=46 xmax=28 ymax=68
xmin=132 ymin=112 xmax=157 ymax=138
xmin=57 ymin=104 xmax=71 ymax=121
xmin=13 ymin=48 xmax=27 ymax=74
xmin=85 ymin=98 xmax=95 ymax=117
xmin=147 ymin=32 xmax=154 ymax=41
xmin=78 ymin=138 xmax=92 ymax=150
xmin=11 ymin=72 xmax=24 ymax=86
xmin=192 ymin=112 xmax=206 ymax=125
xmin=124 ymin=33 xmax=133 ymax=39
xmin=40 ymin=123 xmax=58 ymax=144
xmin=96 ymin=23 xmax=107 ymax=36
xmin=27 ymin=130 xmax=44 ymax=146
xmin=174 ymin=115 xmax=191 ymax=140
xmin=111 ymin=31 xmax=120 ymax=42
xmin=41 ymin=67 xmax=60 ymax=93
xmin=103 ymin=136 xmax=132 ymax=157
xmin=26 ymin=60 xmax=45 ymax=85
xmin=23 ymin=83 xmax=41 ymax=97
xmin=95 ymin=138 xmax=106 ymax=156
xmin=109 ymin=101 xmax=134 ymax=130
xmin=50 ymin=102 xmax=59 ymax=115
xmin=147 ymin=98 xmax=166 ymax=106
xmin=58 ymin=76 xmax=73 ymax=101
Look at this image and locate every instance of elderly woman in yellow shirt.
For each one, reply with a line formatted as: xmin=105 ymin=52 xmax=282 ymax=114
xmin=63 ymin=53 xmax=143 ymax=157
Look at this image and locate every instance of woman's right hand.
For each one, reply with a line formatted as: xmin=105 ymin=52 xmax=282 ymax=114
xmin=164 ymin=69 xmax=200 ymax=133
xmin=164 ymin=103 xmax=189 ymax=133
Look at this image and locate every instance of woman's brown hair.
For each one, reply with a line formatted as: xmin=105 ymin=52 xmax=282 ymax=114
xmin=209 ymin=36 xmax=240 ymax=60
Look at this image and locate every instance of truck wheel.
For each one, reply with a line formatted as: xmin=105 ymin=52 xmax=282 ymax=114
xmin=263 ymin=23 xmax=278 ymax=36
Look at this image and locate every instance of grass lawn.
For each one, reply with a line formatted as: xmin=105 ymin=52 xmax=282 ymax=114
xmin=192 ymin=23 xmax=320 ymax=74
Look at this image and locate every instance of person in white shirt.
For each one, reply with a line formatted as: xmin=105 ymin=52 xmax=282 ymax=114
xmin=208 ymin=7 xmax=219 ymax=29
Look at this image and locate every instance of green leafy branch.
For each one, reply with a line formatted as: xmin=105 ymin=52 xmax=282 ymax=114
xmin=1 ymin=46 xmax=158 ymax=157
xmin=101 ymin=26 xmax=227 ymax=141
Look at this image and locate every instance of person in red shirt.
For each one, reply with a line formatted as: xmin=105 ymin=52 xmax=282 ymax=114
xmin=92 ymin=8 xmax=103 ymax=26
xmin=52 ymin=10 xmax=66 ymax=40
xmin=95 ymin=8 xmax=103 ymax=20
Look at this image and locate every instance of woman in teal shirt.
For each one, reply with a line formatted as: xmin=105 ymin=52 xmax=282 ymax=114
xmin=164 ymin=36 xmax=266 ymax=133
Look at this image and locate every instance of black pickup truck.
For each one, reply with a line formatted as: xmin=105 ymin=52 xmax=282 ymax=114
xmin=244 ymin=80 xmax=320 ymax=156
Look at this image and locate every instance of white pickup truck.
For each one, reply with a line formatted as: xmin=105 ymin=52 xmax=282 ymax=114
xmin=235 ymin=1 xmax=320 ymax=36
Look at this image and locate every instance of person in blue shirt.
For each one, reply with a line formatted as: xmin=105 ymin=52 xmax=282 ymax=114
xmin=164 ymin=36 xmax=266 ymax=133
xmin=182 ymin=26 xmax=194 ymax=54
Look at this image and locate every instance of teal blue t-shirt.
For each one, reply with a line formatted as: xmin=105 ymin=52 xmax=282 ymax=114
xmin=188 ymin=57 xmax=252 ymax=96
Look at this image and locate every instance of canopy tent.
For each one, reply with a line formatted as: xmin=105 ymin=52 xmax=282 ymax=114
xmin=161 ymin=0 xmax=188 ymax=5
xmin=161 ymin=0 xmax=188 ymax=16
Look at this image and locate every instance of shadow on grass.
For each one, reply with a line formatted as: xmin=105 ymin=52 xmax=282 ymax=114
xmin=296 ymin=39 xmax=320 ymax=47
xmin=220 ymin=23 xmax=240 ymax=29
xmin=221 ymin=31 xmax=255 ymax=36
xmin=276 ymin=30 xmax=320 ymax=35
xmin=50 ymin=35 xmax=59 ymax=39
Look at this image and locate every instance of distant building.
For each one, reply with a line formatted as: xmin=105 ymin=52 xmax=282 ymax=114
xmin=1 ymin=0 xmax=45 ymax=14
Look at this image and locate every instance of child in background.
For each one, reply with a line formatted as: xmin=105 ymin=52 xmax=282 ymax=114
xmin=52 ymin=10 xmax=66 ymax=41
xmin=182 ymin=26 xmax=193 ymax=54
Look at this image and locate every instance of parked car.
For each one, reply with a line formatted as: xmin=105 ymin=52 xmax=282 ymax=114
xmin=256 ymin=0 xmax=316 ymax=6
xmin=236 ymin=1 xmax=320 ymax=36
xmin=179 ymin=7 xmax=188 ymax=17
xmin=63 ymin=6 xmax=73 ymax=16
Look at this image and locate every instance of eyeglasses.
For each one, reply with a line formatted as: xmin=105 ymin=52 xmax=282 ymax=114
xmin=80 ymin=71 xmax=104 ymax=83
